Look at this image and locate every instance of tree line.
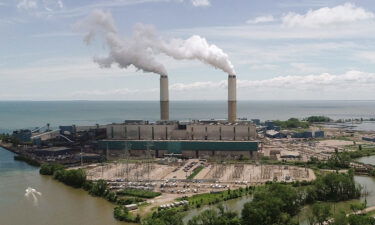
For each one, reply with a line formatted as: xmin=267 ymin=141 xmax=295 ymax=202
xmin=142 ymin=171 xmax=362 ymax=225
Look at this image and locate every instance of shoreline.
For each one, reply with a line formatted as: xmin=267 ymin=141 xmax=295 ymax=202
xmin=0 ymin=142 xmax=43 ymax=166
xmin=0 ymin=142 xmax=19 ymax=154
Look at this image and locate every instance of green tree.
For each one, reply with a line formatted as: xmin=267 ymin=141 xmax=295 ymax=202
xmin=312 ymin=172 xmax=361 ymax=202
xmin=142 ymin=209 xmax=183 ymax=225
xmin=241 ymin=183 xmax=301 ymax=225
xmin=89 ymin=179 xmax=108 ymax=196
xmin=242 ymin=195 xmax=296 ymax=225
xmin=350 ymin=202 xmax=366 ymax=214
xmin=348 ymin=214 xmax=375 ymax=225
xmin=306 ymin=116 xmax=331 ymax=123
xmin=188 ymin=205 xmax=240 ymax=225
xmin=308 ymin=203 xmax=331 ymax=225
xmin=332 ymin=210 xmax=348 ymax=225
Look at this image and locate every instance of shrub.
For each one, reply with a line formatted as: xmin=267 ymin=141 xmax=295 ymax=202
xmin=39 ymin=163 xmax=64 ymax=175
xmin=117 ymin=188 xmax=161 ymax=199
xmin=114 ymin=206 xmax=139 ymax=223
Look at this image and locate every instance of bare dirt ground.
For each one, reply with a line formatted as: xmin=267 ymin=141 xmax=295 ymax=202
xmin=87 ymin=161 xmax=315 ymax=216
xmin=262 ymin=137 xmax=357 ymax=162
xmin=316 ymin=140 xmax=355 ymax=148
xmin=86 ymin=160 xmax=314 ymax=183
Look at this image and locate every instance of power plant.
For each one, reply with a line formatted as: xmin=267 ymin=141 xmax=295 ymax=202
xmin=100 ymin=72 xmax=252 ymax=159
xmin=228 ymin=74 xmax=237 ymax=123
xmin=102 ymin=119 xmax=258 ymax=158
xmin=160 ymin=75 xmax=169 ymax=121
xmin=75 ymin=10 xmax=254 ymax=159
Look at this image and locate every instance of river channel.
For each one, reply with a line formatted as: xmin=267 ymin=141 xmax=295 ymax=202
xmin=0 ymin=147 xmax=126 ymax=225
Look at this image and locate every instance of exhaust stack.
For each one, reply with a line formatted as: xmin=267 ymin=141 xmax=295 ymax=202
xmin=160 ymin=75 xmax=169 ymax=120
xmin=228 ymin=74 xmax=237 ymax=123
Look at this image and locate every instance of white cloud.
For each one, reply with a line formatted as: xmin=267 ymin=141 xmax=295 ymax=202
xmin=17 ymin=0 xmax=38 ymax=10
xmin=282 ymin=3 xmax=375 ymax=28
xmin=357 ymin=51 xmax=375 ymax=63
xmin=56 ymin=70 xmax=375 ymax=100
xmin=170 ymin=70 xmax=375 ymax=91
xmin=246 ymin=15 xmax=275 ymax=24
xmin=289 ymin=63 xmax=326 ymax=74
xmin=169 ymin=21 xmax=375 ymax=40
xmin=43 ymin=0 xmax=63 ymax=11
xmin=191 ymin=0 xmax=210 ymax=7
xmin=249 ymin=64 xmax=279 ymax=71
xmin=16 ymin=0 xmax=64 ymax=17
xmin=171 ymin=80 xmax=226 ymax=91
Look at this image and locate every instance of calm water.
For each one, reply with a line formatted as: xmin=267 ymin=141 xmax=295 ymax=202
xmin=0 ymin=147 xmax=124 ymax=225
xmin=1 ymin=100 xmax=375 ymax=133
xmin=357 ymin=155 xmax=375 ymax=165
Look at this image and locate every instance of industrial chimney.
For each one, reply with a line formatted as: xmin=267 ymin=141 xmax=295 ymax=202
xmin=160 ymin=75 xmax=169 ymax=120
xmin=228 ymin=74 xmax=237 ymax=123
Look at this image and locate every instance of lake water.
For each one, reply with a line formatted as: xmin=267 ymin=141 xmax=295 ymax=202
xmin=1 ymin=100 xmax=375 ymax=133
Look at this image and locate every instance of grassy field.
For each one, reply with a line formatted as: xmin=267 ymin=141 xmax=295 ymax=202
xmin=178 ymin=187 xmax=253 ymax=208
xmin=117 ymin=188 xmax=161 ymax=199
xmin=187 ymin=166 xmax=204 ymax=179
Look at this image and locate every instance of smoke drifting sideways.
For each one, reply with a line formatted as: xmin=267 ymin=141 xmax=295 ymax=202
xmin=76 ymin=10 xmax=235 ymax=76
xmin=76 ymin=10 xmax=167 ymax=76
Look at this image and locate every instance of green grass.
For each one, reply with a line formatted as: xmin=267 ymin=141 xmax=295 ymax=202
xmin=117 ymin=188 xmax=161 ymax=199
xmin=187 ymin=166 xmax=204 ymax=179
xmin=177 ymin=187 xmax=253 ymax=208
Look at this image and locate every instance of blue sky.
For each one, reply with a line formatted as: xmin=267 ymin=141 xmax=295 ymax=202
xmin=1 ymin=0 xmax=375 ymax=100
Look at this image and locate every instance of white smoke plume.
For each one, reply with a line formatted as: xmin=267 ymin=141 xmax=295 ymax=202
xmin=158 ymin=35 xmax=235 ymax=75
xmin=76 ymin=10 xmax=168 ymax=76
xmin=77 ymin=10 xmax=235 ymax=76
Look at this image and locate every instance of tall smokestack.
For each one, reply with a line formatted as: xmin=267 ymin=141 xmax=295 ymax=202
xmin=160 ymin=75 xmax=169 ymax=120
xmin=228 ymin=74 xmax=237 ymax=123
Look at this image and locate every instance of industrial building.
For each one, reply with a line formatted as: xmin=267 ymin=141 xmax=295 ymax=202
xmin=100 ymin=119 xmax=258 ymax=158
xmin=106 ymin=120 xmax=257 ymax=141
xmin=99 ymin=140 xmax=258 ymax=158
xmin=34 ymin=147 xmax=72 ymax=157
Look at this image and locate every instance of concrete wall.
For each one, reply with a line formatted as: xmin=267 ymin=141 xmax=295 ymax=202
xmin=248 ymin=125 xmax=257 ymax=139
xmin=170 ymin=130 xmax=190 ymax=140
xmin=221 ymin=125 xmax=235 ymax=140
xmin=235 ymin=125 xmax=249 ymax=141
xmin=125 ymin=125 xmax=140 ymax=140
xmin=207 ymin=125 xmax=220 ymax=140
xmin=153 ymin=125 xmax=167 ymax=140
xmin=189 ymin=125 xmax=206 ymax=140
xmin=139 ymin=125 xmax=153 ymax=140
xmin=76 ymin=125 xmax=106 ymax=132
xmin=106 ymin=123 xmax=257 ymax=141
